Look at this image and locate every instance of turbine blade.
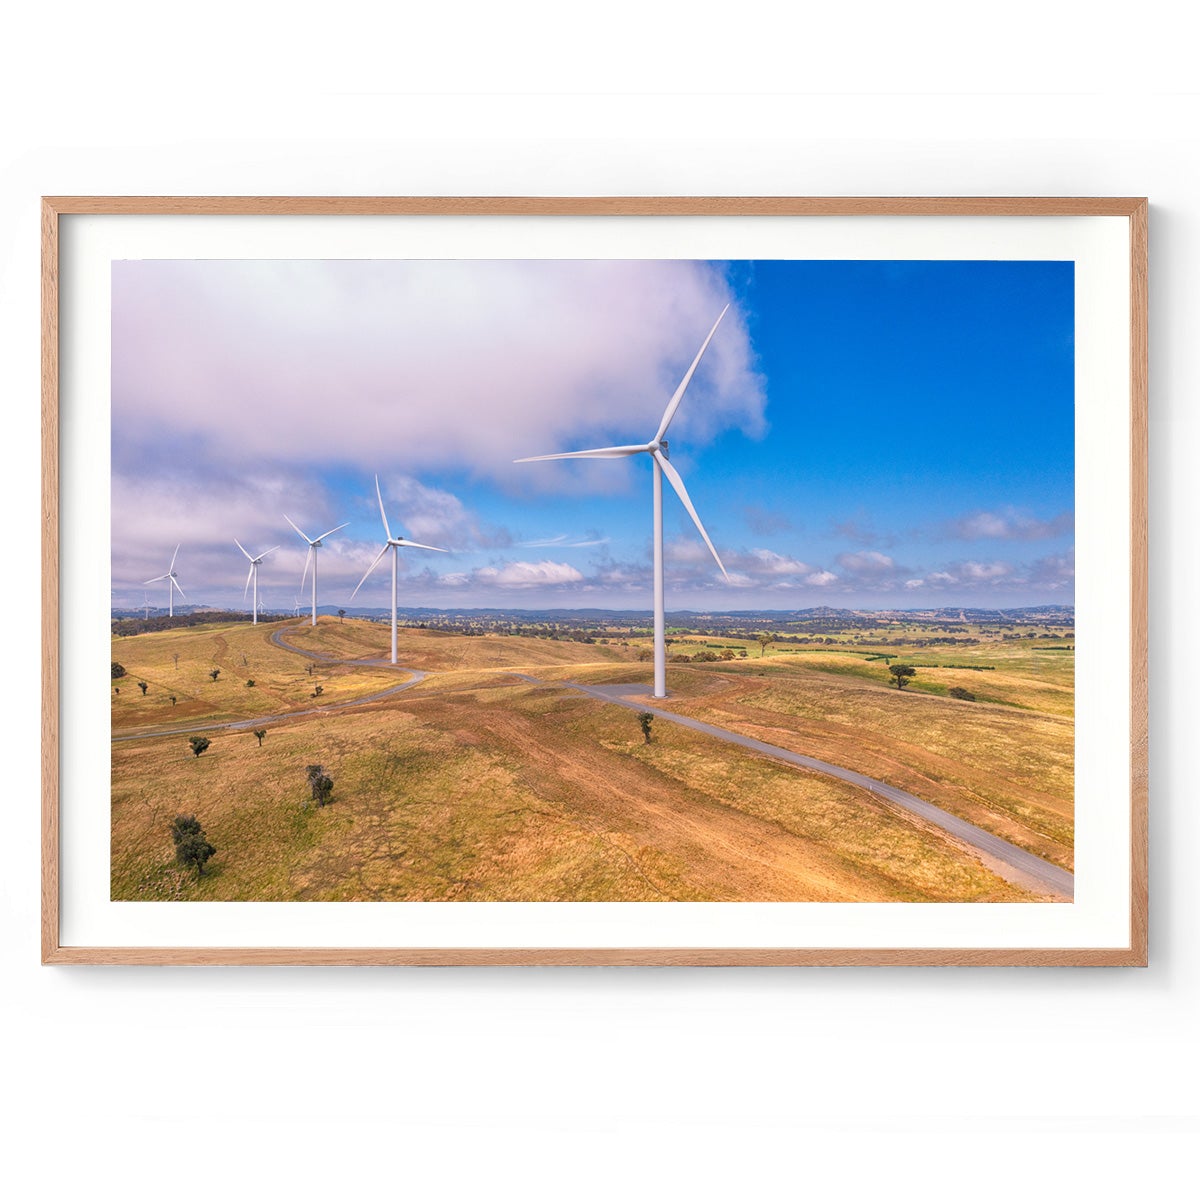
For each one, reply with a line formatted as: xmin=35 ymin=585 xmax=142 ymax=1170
xmin=349 ymin=543 xmax=390 ymax=600
xmin=143 ymin=574 xmax=168 ymax=584
xmin=300 ymin=546 xmax=313 ymax=592
xmin=234 ymin=538 xmax=253 ymax=561
xmin=314 ymin=521 xmax=349 ymax=543
xmin=395 ymin=539 xmax=448 ymax=553
xmin=515 ymin=444 xmax=649 ymax=462
xmin=244 ymin=563 xmax=254 ymax=600
xmin=261 ymin=545 xmax=280 ymax=558
xmin=171 ymin=577 xmax=188 ymax=600
xmin=375 ymin=475 xmax=393 ymax=542
xmin=169 ymin=544 xmax=180 ymax=572
xmin=284 ymin=513 xmax=313 ymax=543
xmin=654 ymin=304 xmax=730 ymax=443
xmin=655 ymin=449 xmax=728 ymax=580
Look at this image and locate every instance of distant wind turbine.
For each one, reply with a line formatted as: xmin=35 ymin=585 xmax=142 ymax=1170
xmin=516 ymin=305 xmax=730 ymax=698
xmin=284 ymin=515 xmax=349 ymax=627
xmin=144 ymin=545 xmax=187 ymax=619
xmin=350 ymin=475 xmax=448 ymax=663
xmin=235 ymin=539 xmax=279 ymax=626
xmin=142 ymin=591 xmax=151 ymax=620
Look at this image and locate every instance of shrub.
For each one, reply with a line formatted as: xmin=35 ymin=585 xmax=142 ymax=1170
xmin=209 ymin=668 xmax=221 ymax=682
xmin=111 ymin=662 xmax=126 ymax=679
xmin=188 ymin=735 xmax=211 ymax=758
xmin=305 ymin=764 xmax=334 ymax=807
xmin=637 ymin=711 xmax=654 ymax=744
xmin=170 ymin=815 xmax=215 ymax=876
xmin=948 ymin=686 xmax=977 ymax=701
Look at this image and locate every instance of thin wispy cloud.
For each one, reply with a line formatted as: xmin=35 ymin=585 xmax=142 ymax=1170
xmin=517 ymin=533 xmax=611 ymax=549
xmin=947 ymin=508 xmax=1074 ymax=541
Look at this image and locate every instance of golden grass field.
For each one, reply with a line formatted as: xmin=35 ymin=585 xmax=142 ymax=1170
xmin=111 ymin=616 xmax=1072 ymax=902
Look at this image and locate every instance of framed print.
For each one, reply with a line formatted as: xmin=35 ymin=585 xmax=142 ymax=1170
xmin=41 ymin=196 xmax=1147 ymax=965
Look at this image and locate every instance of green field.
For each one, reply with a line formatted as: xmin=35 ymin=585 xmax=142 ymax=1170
xmin=111 ymin=615 xmax=1072 ymax=902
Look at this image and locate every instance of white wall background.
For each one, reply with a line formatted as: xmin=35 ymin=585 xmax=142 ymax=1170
xmin=1 ymin=3 xmax=1193 ymax=1194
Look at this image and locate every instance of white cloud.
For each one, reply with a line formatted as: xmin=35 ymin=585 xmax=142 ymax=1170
xmin=836 ymin=550 xmax=896 ymax=577
xmin=473 ymin=560 xmax=584 ymax=588
xmin=113 ymin=260 xmax=765 ymax=484
xmin=950 ymin=508 xmax=1074 ymax=541
xmin=960 ymin=560 xmax=1013 ymax=581
xmin=381 ymin=473 xmax=507 ymax=549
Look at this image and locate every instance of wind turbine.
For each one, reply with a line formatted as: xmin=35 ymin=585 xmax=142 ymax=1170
xmin=350 ymin=475 xmax=448 ymax=664
xmin=142 ymin=591 xmax=151 ymax=620
xmin=516 ymin=305 xmax=730 ymax=698
xmin=144 ymin=545 xmax=187 ymax=618
xmin=235 ymin=539 xmax=279 ymax=626
xmin=284 ymin=514 xmax=349 ymax=627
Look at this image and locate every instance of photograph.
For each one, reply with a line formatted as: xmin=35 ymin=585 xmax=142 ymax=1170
xmin=108 ymin=253 xmax=1077 ymax=906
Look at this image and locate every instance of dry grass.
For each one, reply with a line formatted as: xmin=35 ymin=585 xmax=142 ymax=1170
xmin=111 ymin=619 xmax=1070 ymax=901
xmin=112 ymin=678 xmax=1031 ymax=902
xmin=110 ymin=619 xmax=410 ymax=733
xmin=552 ymin=649 xmax=1074 ymax=869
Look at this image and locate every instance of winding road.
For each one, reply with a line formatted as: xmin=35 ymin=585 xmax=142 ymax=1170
xmin=114 ymin=627 xmax=1074 ymax=899
xmin=510 ymin=675 xmax=1074 ymax=901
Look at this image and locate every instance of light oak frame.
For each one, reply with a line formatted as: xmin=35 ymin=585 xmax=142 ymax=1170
xmin=41 ymin=196 xmax=1148 ymax=966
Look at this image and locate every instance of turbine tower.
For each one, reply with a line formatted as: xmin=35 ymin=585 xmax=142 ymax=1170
xmin=350 ymin=475 xmax=447 ymax=664
xmin=284 ymin=515 xmax=349 ymax=627
xmin=517 ymin=306 xmax=730 ymax=698
xmin=235 ymin=539 xmax=279 ymax=626
xmin=143 ymin=545 xmax=187 ymax=618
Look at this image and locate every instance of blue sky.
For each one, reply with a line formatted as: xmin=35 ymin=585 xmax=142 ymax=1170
xmin=112 ymin=258 xmax=1073 ymax=612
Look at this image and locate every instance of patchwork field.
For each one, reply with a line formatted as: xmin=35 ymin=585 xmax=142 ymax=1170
xmin=111 ymin=616 xmax=1073 ymax=902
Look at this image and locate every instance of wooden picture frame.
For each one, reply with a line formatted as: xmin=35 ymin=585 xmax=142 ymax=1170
xmin=42 ymin=196 xmax=1147 ymax=965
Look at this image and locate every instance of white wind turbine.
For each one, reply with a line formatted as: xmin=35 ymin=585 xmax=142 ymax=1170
xmin=350 ymin=475 xmax=448 ymax=664
xmin=284 ymin=515 xmax=350 ymax=627
xmin=235 ymin=539 xmax=279 ymax=626
xmin=517 ymin=305 xmax=731 ymax=698
xmin=144 ymin=545 xmax=187 ymax=618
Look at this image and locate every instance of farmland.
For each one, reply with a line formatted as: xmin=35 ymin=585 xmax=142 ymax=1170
xmin=111 ymin=609 xmax=1073 ymax=903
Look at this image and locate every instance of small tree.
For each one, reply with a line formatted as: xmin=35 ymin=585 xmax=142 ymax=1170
xmin=111 ymin=662 xmax=126 ymax=679
xmin=338 ymin=609 xmax=346 ymax=623
xmin=637 ymin=711 xmax=654 ymax=744
xmin=170 ymin=814 xmax=215 ymax=876
xmin=757 ymin=633 xmax=774 ymax=657
xmin=245 ymin=678 xmax=255 ymax=687
xmin=189 ymin=735 xmax=211 ymax=758
xmin=888 ymin=664 xmax=916 ymax=690
xmin=305 ymin=764 xmax=334 ymax=807
xmin=253 ymin=729 xmax=266 ymax=746
xmin=138 ymin=680 xmax=148 ymax=695
xmin=209 ymin=668 xmax=221 ymax=682
xmin=311 ymin=685 xmax=324 ymax=698
xmin=169 ymin=695 xmax=177 ymax=706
